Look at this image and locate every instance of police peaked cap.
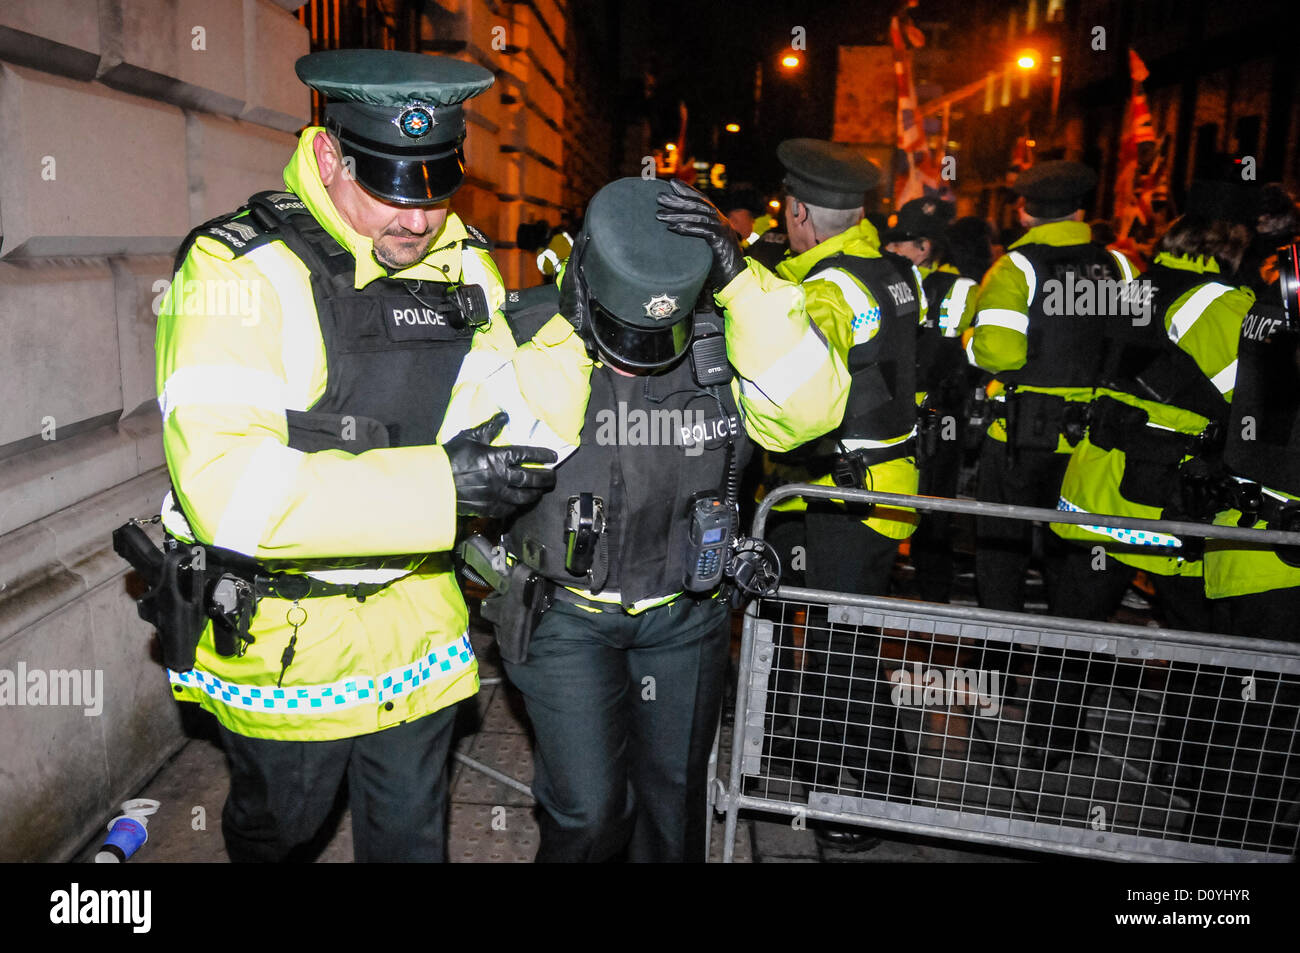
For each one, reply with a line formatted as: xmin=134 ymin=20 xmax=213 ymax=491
xmin=296 ymin=50 xmax=495 ymax=206
xmin=1012 ymin=160 xmax=1097 ymax=219
xmin=577 ymin=178 xmax=711 ymax=369
xmin=884 ymin=196 xmax=956 ymax=243
xmin=777 ymin=139 xmax=882 ymax=210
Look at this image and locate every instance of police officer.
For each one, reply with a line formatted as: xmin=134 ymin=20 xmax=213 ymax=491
xmin=154 ymin=50 xmax=591 ymax=862
xmin=883 ymin=197 xmax=980 ymax=603
xmin=1204 ymin=187 xmax=1300 ymax=638
xmin=771 ymin=139 xmax=925 ymax=595
xmin=746 ymin=140 xmax=925 ymax=850
xmin=488 ymin=176 xmax=850 ymax=862
xmin=1049 ymin=182 xmax=1258 ymax=629
xmin=968 ymin=160 xmax=1139 ymax=612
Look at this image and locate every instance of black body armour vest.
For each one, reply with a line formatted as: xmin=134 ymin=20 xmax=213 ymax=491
xmin=175 ymin=191 xmax=487 ymax=452
xmin=814 ymin=252 xmax=921 ymax=442
xmin=917 ymin=269 xmax=968 ymax=398
xmin=506 ymin=328 xmax=751 ymax=607
xmin=1225 ymin=295 xmax=1300 ymax=495
xmin=999 ymin=242 xmax=1123 ymax=388
xmin=1097 ymin=264 xmax=1229 ymax=423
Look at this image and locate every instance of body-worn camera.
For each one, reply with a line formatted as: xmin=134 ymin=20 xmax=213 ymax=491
xmin=408 ymin=281 xmax=490 ymax=330
xmin=564 ymin=493 xmax=605 ymax=576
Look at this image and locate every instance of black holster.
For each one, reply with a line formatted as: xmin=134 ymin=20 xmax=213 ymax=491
xmin=479 ymin=561 xmax=554 ymax=665
xmin=114 ymin=523 xmax=209 ymax=672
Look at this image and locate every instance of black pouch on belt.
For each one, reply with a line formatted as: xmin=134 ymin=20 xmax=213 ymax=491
xmin=479 ymin=561 xmax=553 ymax=665
xmin=1004 ymin=389 xmax=1067 ymax=452
xmin=1090 ymin=396 xmax=1191 ymax=510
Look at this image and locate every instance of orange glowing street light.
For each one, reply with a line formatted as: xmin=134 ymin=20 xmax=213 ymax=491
xmin=781 ymin=54 xmax=800 ymax=69
xmin=1016 ymin=50 xmax=1039 ymax=70
xmin=725 ymin=122 xmax=741 ymax=133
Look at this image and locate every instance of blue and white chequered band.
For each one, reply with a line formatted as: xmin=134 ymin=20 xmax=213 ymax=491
xmin=168 ymin=632 xmax=475 ymax=714
xmin=1057 ymin=498 xmax=1182 ymax=549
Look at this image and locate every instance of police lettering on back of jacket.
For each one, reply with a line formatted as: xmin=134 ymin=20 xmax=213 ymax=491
xmin=121 ymin=50 xmax=591 ymax=864
xmin=475 ymin=177 xmax=851 ymax=863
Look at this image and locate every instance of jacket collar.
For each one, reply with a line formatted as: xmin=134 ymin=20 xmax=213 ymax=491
xmin=776 ymin=218 xmax=883 ymax=283
xmin=1009 ymin=219 xmax=1092 ymax=249
xmin=1152 ymin=251 xmax=1221 ymax=275
xmin=282 ymin=127 xmax=470 ymax=290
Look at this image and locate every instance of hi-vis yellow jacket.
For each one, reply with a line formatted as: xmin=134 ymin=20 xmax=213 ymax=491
xmin=155 ymin=128 xmax=591 ymax=741
xmin=968 ymin=220 xmax=1139 ymax=452
xmin=761 ymin=218 xmax=926 ymax=539
xmin=1050 ymin=253 xmax=1252 ymax=578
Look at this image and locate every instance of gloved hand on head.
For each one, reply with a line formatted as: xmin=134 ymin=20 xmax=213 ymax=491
xmin=654 ymin=179 xmax=745 ymax=291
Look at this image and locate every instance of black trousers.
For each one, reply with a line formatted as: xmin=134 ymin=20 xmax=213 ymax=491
xmin=219 ymin=706 xmax=457 ymax=863
xmin=912 ymin=416 xmax=966 ymax=603
xmin=974 ymin=436 xmax=1071 ymax=612
xmin=792 ymin=503 xmax=904 ymax=792
xmin=502 ymin=594 xmax=730 ymax=863
xmin=1215 ymin=586 xmax=1300 ymax=643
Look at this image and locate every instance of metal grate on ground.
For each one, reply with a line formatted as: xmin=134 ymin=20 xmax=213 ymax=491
xmin=719 ymin=487 xmax=1300 ymax=863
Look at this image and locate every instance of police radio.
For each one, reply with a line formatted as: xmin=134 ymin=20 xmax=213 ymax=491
xmin=684 ymin=492 xmax=739 ymax=592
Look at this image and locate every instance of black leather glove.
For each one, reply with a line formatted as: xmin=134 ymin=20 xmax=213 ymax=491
xmin=445 ymin=413 xmax=557 ymax=519
xmin=557 ymin=232 xmax=593 ymax=346
xmin=655 ymin=178 xmax=745 ymax=290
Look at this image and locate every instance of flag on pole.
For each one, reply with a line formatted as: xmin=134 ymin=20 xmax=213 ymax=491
xmin=1114 ymin=49 xmax=1157 ymax=237
xmin=890 ymin=6 xmax=938 ymax=205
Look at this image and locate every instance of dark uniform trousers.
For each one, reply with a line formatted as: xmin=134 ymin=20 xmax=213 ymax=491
xmin=974 ymin=436 xmax=1071 ymax=612
xmin=502 ymin=593 xmax=730 ymax=862
xmin=911 ymin=414 xmax=966 ymax=603
xmin=787 ymin=502 xmax=905 ymax=794
xmin=219 ymin=706 xmax=457 ymax=863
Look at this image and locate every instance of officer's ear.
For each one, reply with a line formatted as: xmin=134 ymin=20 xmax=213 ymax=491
xmin=313 ymin=130 xmax=345 ymax=187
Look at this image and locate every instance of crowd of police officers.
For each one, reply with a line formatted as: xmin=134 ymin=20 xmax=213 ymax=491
xmin=137 ymin=46 xmax=1300 ymax=864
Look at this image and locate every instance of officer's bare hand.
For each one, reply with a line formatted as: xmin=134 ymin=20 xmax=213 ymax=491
xmin=655 ymin=179 xmax=744 ymax=289
xmin=445 ymin=412 xmax=557 ymax=518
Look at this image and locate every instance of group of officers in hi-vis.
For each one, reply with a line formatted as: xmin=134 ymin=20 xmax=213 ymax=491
xmin=127 ymin=47 xmax=1300 ymax=863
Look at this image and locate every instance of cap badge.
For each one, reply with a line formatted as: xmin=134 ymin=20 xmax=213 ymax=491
xmin=396 ymin=104 xmax=436 ymax=139
xmin=644 ymin=294 xmax=679 ymax=318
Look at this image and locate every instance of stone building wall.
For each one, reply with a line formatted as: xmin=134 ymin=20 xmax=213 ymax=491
xmin=0 ymin=0 xmax=310 ymax=862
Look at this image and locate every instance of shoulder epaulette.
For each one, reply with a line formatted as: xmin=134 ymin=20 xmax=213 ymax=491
xmin=463 ymin=223 xmax=493 ymax=251
xmin=502 ymin=284 xmax=560 ymax=343
xmin=173 ymin=193 xmax=287 ymax=271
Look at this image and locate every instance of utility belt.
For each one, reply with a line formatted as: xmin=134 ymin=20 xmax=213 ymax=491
xmin=462 ymin=491 xmax=778 ymax=665
xmin=998 ymin=386 xmax=1089 ymax=460
xmin=825 ymin=437 xmax=917 ymax=488
xmin=112 ymin=518 xmax=408 ymax=673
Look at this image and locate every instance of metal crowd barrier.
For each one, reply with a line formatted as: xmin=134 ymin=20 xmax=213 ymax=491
xmin=715 ymin=486 xmax=1300 ymax=863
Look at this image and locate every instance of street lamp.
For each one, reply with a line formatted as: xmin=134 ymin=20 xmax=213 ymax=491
xmin=1016 ymin=50 xmax=1038 ymax=70
xmin=725 ymin=122 xmax=740 ymax=133
xmin=781 ymin=54 xmax=800 ymax=69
